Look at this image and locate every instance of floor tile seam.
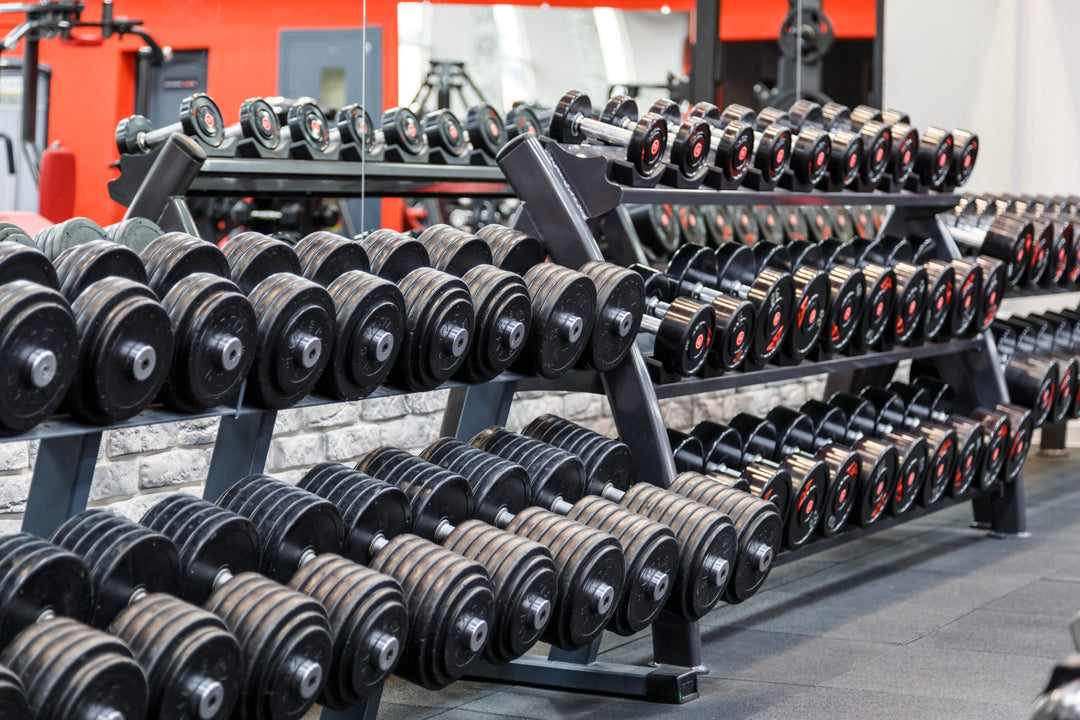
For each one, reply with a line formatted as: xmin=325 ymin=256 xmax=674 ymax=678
xmin=698 ymin=624 xmax=903 ymax=648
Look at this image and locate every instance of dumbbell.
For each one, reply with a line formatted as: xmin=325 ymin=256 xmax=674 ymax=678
xmin=692 ymin=103 xmax=794 ymax=185
xmin=827 ymin=389 xmax=957 ymax=509
xmin=837 ymin=105 xmax=919 ymax=187
xmin=0 ymin=244 xmax=78 ymax=434
xmin=973 ymin=403 xmax=1033 ymax=483
xmin=749 ymin=107 xmax=833 ymax=188
xmin=634 ymin=283 xmax=717 ymax=376
xmin=860 ymin=383 xmax=979 ymax=501
xmin=218 ymin=97 xmax=288 ymax=157
xmin=633 ymin=263 xmax=754 ymax=372
xmin=360 ymin=444 xmax=661 ymax=642
xmin=812 ymin=239 xmax=899 ymax=351
xmin=205 ymin=232 xmax=335 ymax=407
xmin=42 ymin=240 xmax=175 ymax=423
xmin=890 ymin=115 xmax=975 ymax=191
xmin=788 ymin=100 xmax=878 ymax=188
xmin=947 ymin=211 xmax=1034 ymax=287
xmin=888 ymin=378 xmax=1008 ymax=496
xmin=330 ymin=104 xmax=381 ymax=160
xmin=638 ymin=98 xmax=734 ymax=185
xmin=548 ymin=90 xmax=669 ymax=180
xmin=1029 ymin=312 xmax=1080 ymax=418
xmin=729 ymin=412 xmax=860 ymax=539
xmin=747 ymin=241 xmax=832 ymax=360
xmin=997 ymin=315 xmax=1079 ymax=423
xmin=0 ymin=221 xmax=36 ymax=245
xmin=115 ymin=93 xmax=225 ymax=154
xmin=761 ymin=103 xmax=860 ymax=188
xmin=234 ymin=470 xmax=494 ymax=690
xmin=421 ymin=109 xmax=472 ymax=162
xmin=215 ymin=474 xmax=489 ymax=697
xmin=505 ymin=104 xmax=543 ymax=138
xmin=100 ymin=217 xmax=164 ymax=255
xmin=0 ymin=532 xmax=150 ymax=720
xmin=49 ymin=510 xmax=248 ymax=720
xmin=627 ymin=204 xmax=682 ymax=256
xmin=757 ymin=405 xmax=897 ymax=528
xmin=476 ymin=424 xmax=737 ymax=623
xmin=871 ymin=237 xmax=958 ymax=343
xmin=577 ymin=260 xmax=646 ymax=371
xmin=473 ymin=224 xmax=548 ymax=275
xmin=124 ymin=233 xmax=260 ymax=413
xmin=991 ymin=321 xmax=1066 ymax=427
xmin=264 ymin=97 xmax=334 ymax=159
xmin=825 ymin=238 xmax=927 ymax=346
xmin=464 ymin=103 xmax=508 ymax=160
xmin=516 ymin=413 xmax=780 ymax=604
xmin=668 ymin=243 xmax=794 ymax=365
xmin=784 ymin=240 xmax=873 ymax=354
xmin=699 ymin=415 xmax=824 ymax=549
xmin=972 ymin=195 xmax=1072 ymax=288
xmin=414 ymin=224 xmax=536 ymax=380
xmin=813 ymin=103 xmax=894 ymax=187
xmin=141 ymin=494 xmax=402 ymax=714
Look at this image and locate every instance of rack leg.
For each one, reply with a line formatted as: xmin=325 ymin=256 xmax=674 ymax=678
xmin=972 ymin=475 xmax=1028 ymax=537
xmin=548 ymin=637 xmax=601 ymax=664
xmin=203 ymin=411 xmax=277 ymax=502
xmin=21 ymin=432 xmax=103 ymax=537
xmin=651 ymin=612 xmax=704 ymax=670
xmin=1040 ymin=421 xmax=1069 ymax=456
xmin=320 ymin=683 xmax=382 ymax=720
xmin=441 ymin=381 xmax=517 ymax=440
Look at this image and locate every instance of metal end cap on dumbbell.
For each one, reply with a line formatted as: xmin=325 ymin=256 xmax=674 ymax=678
xmin=777 ymin=453 xmax=827 ymax=549
xmin=139 ymin=494 xmax=262 ymax=605
xmin=51 ymin=509 xmax=184 ymax=628
xmin=108 ymin=592 xmax=242 ymax=720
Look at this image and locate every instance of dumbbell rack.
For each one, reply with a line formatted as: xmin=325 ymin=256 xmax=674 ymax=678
xmin=437 ymin=133 xmax=1027 ymax=699
xmin=29 ymin=132 xmax=1017 ymax=717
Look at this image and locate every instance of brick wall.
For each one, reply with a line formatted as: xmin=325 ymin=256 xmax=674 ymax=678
xmin=0 ymin=374 xmax=834 ymax=530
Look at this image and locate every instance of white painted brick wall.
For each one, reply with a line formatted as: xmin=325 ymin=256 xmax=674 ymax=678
xmin=0 ymin=374 xmax=906 ymax=528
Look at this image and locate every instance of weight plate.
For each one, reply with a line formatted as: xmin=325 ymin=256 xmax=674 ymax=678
xmin=295 ymin=231 xmax=370 ymax=287
xmin=389 ymin=268 xmax=474 ymax=390
xmin=223 ymin=232 xmax=303 ymax=295
xmin=466 ymin=103 xmax=507 ymax=158
xmin=517 ymin=264 xmax=597 ymax=378
xmin=239 ymin=97 xmax=282 ymax=149
xmin=0 ymin=534 xmax=92 ymax=646
xmin=180 ymin=93 xmax=226 ymax=148
xmin=458 ymin=265 xmax=531 ymax=382
xmin=104 ymin=217 xmax=162 ymax=254
xmin=141 ymin=232 xmax=231 ymax=298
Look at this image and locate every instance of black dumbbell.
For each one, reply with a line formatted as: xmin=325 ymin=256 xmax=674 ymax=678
xmin=816 ymin=102 xmax=893 ymax=187
xmin=697 ymin=103 xmax=794 ymax=185
xmin=0 ymin=243 xmax=78 ymax=434
xmin=784 ymin=240 xmax=869 ymax=354
xmin=0 ymin=533 xmax=147 ymax=720
xmin=421 ymin=109 xmax=472 ymax=162
xmin=731 ymin=412 xmax=859 ymax=539
xmin=101 ymin=216 xmax=163 ymax=254
xmin=142 ymin=493 xmax=405 ymax=712
xmin=997 ymin=316 xmax=1078 ymax=424
xmin=947 ymin=210 xmax=1034 ymax=287
xmin=578 ymin=260 xmax=646 ymax=371
xmin=416 ymin=224 xmax=535 ymax=381
xmin=218 ymin=97 xmax=285 ymax=157
xmin=34 ymin=217 xmax=111 ymax=263
xmin=478 ymin=424 xmax=737 ymax=623
xmin=885 ymin=116 xmax=974 ymax=191
xmin=134 ymin=233 xmax=260 ymax=412
xmin=622 ymin=98 xmax=713 ymax=185
xmin=633 ymin=263 xmax=753 ymax=372
xmin=303 ymin=458 xmax=552 ymax=667
xmin=465 ymin=103 xmax=508 ymax=160
xmin=750 ymin=107 xmax=833 ymax=188
xmin=265 ymin=97 xmax=334 ymax=159
xmin=978 ymin=195 xmax=1071 ymax=288
xmin=505 ymin=104 xmax=543 ymax=138
xmin=748 ymin=241 xmax=832 ymax=360
xmin=843 ymin=105 xmax=920 ymax=187
xmin=626 ymin=204 xmax=682 ymax=255
xmin=330 ymin=104 xmax=381 ymax=160
xmin=45 ymin=239 xmax=175 ymax=423
xmin=49 ymin=509 xmax=249 ymax=720
xmin=548 ymin=90 xmax=670 ymax=179
xmin=216 ymin=232 xmax=337 ymax=407
xmin=992 ymin=321 xmax=1067 ymax=427
xmin=115 ymin=93 xmax=225 ymax=154
xmin=473 ymin=224 xmax=548 ymax=275
xmin=970 ymin=403 xmax=1033 ymax=484
xmin=786 ymin=100 xmax=869 ymax=188
xmin=668 ymin=243 xmax=794 ymax=365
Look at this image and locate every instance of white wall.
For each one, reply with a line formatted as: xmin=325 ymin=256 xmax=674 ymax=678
xmin=884 ymin=0 xmax=1080 ymax=195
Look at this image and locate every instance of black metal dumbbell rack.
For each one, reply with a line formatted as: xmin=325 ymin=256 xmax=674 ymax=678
xmin=438 ymin=132 xmax=1027 ymax=697
xmin=9 ymin=132 xmax=1024 ymax=719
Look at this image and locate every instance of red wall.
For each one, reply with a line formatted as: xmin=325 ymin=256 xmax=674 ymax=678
xmin=1 ymin=1 xmax=398 ymax=222
xmin=1 ymin=0 xmax=871 ymax=223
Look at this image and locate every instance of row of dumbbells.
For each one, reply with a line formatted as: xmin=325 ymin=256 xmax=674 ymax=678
xmin=991 ymin=309 xmax=1080 ymax=427
xmin=629 ymin=203 xmax=885 ymax=257
xmin=629 ymin=235 xmax=1000 ymax=380
xmin=946 ymin=194 xmax=1080 ymax=290
xmin=670 ymin=377 xmax=1033 ymax=547
xmin=548 ymin=91 xmax=977 ymax=192
xmin=115 ymin=92 xmax=534 ymax=166
xmin=0 ymin=217 xmax=652 ymax=432
xmin=0 ymin=413 xmax=781 ymax=720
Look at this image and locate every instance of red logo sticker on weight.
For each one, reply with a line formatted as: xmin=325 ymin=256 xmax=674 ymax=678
xmin=736 ymin=330 xmax=746 ymax=346
xmin=773 ymin=311 xmax=781 ymax=326
xmin=849 ymin=153 xmax=858 ymax=169
xmin=739 ymin=146 xmax=748 ymax=162
xmin=695 ymin=334 xmax=704 ymax=350
xmin=875 ymin=147 xmax=884 ymax=163
xmin=204 ymin=112 xmax=215 ymax=128
xmin=694 ymin=141 xmax=703 ymax=158
xmin=816 ymin=151 xmax=825 ymax=167
xmin=776 ymin=148 xmax=785 ymax=163
xmin=903 ymin=150 xmax=912 ymax=165
xmin=651 ymin=139 xmax=661 ymax=155
xmin=939 ymin=152 xmax=947 ymax=167
xmin=261 ymin=116 xmax=272 ymax=132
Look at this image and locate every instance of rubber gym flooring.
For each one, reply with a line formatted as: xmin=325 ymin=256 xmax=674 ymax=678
xmin=325 ymin=452 xmax=1080 ymax=719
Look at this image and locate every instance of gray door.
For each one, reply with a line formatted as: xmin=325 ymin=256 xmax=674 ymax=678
xmin=280 ymin=29 xmax=382 ymax=231
xmin=140 ymin=50 xmax=209 ymax=128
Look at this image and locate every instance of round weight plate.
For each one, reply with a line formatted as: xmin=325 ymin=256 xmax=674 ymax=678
xmin=180 ymin=94 xmax=226 ymax=148
xmin=239 ymin=97 xmax=282 ymax=149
